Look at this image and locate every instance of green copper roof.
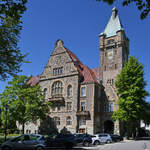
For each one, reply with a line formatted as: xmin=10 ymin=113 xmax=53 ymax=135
xmin=101 ymin=7 xmax=123 ymax=37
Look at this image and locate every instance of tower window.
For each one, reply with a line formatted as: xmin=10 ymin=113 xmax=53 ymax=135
xmin=104 ymin=66 xmax=106 ymax=71
xmin=115 ymin=64 xmax=117 ymax=69
xmin=108 ymin=102 xmax=113 ymax=112
xmin=107 ymin=39 xmax=114 ymax=45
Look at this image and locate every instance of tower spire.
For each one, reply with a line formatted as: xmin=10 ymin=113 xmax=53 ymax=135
xmin=101 ymin=7 xmax=123 ymax=37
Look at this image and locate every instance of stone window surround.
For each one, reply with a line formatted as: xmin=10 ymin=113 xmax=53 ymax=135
xmin=53 ymin=116 xmax=60 ymax=126
xmin=67 ymin=84 xmax=73 ymax=97
xmin=66 ymin=116 xmax=72 ymax=126
xmin=51 ymin=80 xmax=63 ymax=97
xmin=66 ymin=102 xmax=72 ymax=111
xmin=80 ymin=100 xmax=86 ymax=111
xmin=53 ymin=67 xmax=63 ymax=76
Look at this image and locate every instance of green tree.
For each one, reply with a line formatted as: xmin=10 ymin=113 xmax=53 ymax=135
xmin=0 ymin=0 xmax=28 ymax=81
xmin=112 ymin=56 xmax=149 ymax=138
xmin=0 ymin=75 xmax=51 ymax=134
xmin=96 ymin=0 xmax=150 ymax=19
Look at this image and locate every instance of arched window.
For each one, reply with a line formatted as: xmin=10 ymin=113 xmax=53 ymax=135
xmin=43 ymin=88 xmax=47 ymax=98
xmin=51 ymin=81 xmax=63 ymax=97
xmin=66 ymin=116 xmax=72 ymax=126
xmin=53 ymin=117 xmax=60 ymax=126
xmin=67 ymin=85 xmax=72 ymax=97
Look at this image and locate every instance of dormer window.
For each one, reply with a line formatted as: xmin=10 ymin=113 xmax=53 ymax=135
xmin=53 ymin=67 xmax=63 ymax=76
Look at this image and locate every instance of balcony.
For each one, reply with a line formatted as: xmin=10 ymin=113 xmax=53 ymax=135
xmin=49 ymin=94 xmax=64 ymax=102
xmin=76 ymin=111 xmax=90 ymax=116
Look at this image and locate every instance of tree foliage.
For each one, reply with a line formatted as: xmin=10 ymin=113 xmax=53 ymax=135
xmin=0 ymin=0 xmax=28 ymax=81
xmin=112 ymin=56 xmax=149 ymax=136
xmin=96 ymin=0 xmax=150 ymax=19
xmin=0 ymin=75 xmax=52 ymax=134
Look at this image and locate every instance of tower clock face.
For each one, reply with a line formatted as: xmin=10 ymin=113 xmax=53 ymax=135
xmin=107 ymin=50 xmax=113 ymax=62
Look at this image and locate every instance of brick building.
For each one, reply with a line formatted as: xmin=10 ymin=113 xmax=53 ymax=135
xmin=19 ymin=7 xmax=129 ymax=135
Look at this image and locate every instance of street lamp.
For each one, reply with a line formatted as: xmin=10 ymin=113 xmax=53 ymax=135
xmin=4 ymin=104 xmax=8 ymax=141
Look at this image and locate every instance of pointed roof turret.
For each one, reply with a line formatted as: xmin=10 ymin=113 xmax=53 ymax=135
xmin=101 ymin=7 xmax=124 ymax=37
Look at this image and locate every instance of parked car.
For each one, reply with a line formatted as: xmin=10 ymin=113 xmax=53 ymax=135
xmin=110 ymin=134 xmax=123 ymax=142
xmin=74 ymin=133 xmax=92 ymax=146
xmin=1 ymin=134 xmax=46 ymax=150
xmin=90 ymin=134 xmax=102 ymax=145
xmin=97 ymin=133 xmax=112 ymax=143
xmin=45 ymin=133 xmax=76 ymax=149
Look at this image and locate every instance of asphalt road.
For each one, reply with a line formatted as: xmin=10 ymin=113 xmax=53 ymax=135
xmin=80 ymin=140 xmax=150 ymax=150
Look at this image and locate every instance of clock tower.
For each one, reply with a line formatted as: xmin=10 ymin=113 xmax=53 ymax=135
xmin=99 ymin=7 xmax=129 ymax=134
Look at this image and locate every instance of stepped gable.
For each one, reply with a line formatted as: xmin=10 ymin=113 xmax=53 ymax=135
xmin=27 ymin=76 xmax=40 ymax=86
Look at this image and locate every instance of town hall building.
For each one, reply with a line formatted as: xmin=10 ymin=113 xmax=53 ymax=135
xmin=20 ymin=7 xmax=129 ymax=135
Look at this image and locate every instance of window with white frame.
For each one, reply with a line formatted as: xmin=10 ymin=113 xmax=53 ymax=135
xmin=51 ymin=81 xmax=63 ymax=97
xmin=81 ymin=86 xmax=86 ymax=97
xmin=67 ymin=85 xmax=72 ymax=97
xmin=66 ymin=116 xmax=72 ymax=125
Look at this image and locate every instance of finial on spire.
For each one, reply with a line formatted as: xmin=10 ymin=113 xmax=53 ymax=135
xmin=112 ymin=6 xmax=118 ymax=18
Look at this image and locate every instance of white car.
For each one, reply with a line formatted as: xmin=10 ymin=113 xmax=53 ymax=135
xmin=91 ymin=135 xmax=102 ymax=145
xmin=98 ymin=133 xmax=112 ymax=143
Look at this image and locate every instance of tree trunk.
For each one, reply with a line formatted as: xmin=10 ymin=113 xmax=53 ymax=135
xmin=22 ymin=122 xmax=25 ymax=134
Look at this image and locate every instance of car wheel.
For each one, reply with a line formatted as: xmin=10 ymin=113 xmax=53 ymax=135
xmin=94 ymin=140 xmax=100 ymax=145
xmin=36 ymin=146 xmax=44 ymax=150
xmin=2 ymin=146 xmax=11 ymax=150
xmin=106 ymin=140 xmax=111 ymax=144
xmin=83 ymin=141 xmax=89 ymax=147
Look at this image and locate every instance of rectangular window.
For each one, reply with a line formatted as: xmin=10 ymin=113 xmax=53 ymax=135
xmin=81 ymin=101 xmax=86 ymax=111
xmin=67 ymin=102 xmax=72 ymax=111
xmin=108 ymin=103 xmax=113 ymax=112
xmin=79 ymin=118 xmax=86 ymax=125
xmin=81 ymin=87 xmax=86 ymax=97
xmin=53 ymin=67 xmax=63 ymax=76
xmin=107 ymin=39 xmax=114 ymax=45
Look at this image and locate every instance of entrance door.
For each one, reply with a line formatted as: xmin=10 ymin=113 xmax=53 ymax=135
xmin=104 ymin=120 xmax=114 ymax=133
xmin=79 ymin=128 xmax=85 ymax=133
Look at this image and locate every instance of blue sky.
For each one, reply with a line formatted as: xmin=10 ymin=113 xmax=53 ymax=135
xmin=0 ymin=0 xmax=150 ymax=101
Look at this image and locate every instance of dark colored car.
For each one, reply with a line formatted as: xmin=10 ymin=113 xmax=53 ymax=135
xmin=74 ymin=133 xmax=92 ymax=146
xmin=1 ymin=134 xmax=45 ymax=150
xmin=45 ymin=133 xmax=76 ymax=149
xmin=110 ymin=134 xmax=123 ymax=142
